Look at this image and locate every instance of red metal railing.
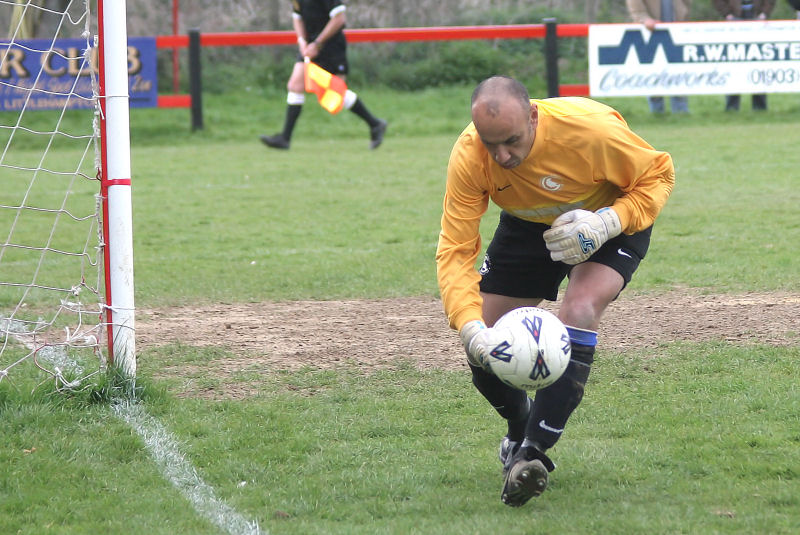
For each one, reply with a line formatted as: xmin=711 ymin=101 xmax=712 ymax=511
xmin=155 ymin=23 xmax=590 ymax=109
xmin=155 ymin=24 xmax=590 ymax=47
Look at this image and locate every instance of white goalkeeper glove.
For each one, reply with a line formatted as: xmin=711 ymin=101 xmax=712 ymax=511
xmin=460 ymin=320 xmax=508 ymax=370
xmin=543 ymin=207 xmax=622 ymax=265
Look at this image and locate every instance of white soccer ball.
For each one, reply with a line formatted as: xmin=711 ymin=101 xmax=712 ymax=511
xmin=486 ymin=307 xmax=571 ymax=391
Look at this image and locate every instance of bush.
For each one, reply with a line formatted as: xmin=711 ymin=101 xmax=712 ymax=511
xmin=367 ymin=41 xmax=511 ymax=90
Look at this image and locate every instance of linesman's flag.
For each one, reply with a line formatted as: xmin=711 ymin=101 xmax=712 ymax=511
xmin=304 ymin=57 xmax=348 ymax=114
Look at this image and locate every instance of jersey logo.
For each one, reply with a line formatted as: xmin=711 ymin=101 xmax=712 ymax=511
xmin=540 ymin=175 xmax=563 ymax=191
xmin=490 ymin=341 xmax=513 ymax=362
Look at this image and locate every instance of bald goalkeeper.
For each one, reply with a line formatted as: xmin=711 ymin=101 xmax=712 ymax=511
xmin=435 ymin=76 xmax=675 ymax=507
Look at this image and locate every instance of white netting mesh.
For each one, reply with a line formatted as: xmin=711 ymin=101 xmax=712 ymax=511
xmin=0 ymin=0 xmax=106 ymax=392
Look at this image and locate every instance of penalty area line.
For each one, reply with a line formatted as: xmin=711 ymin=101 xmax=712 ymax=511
xmin=111 ymin=400 xmax=265 ymax=535
xmin=4 ymin=323 xmax=264 ymax=535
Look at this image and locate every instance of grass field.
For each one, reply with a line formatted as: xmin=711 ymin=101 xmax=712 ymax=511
xmin=2 ymin=87 xmax=799 ymax=534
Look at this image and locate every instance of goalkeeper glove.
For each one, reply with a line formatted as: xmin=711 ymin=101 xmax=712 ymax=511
xmin=543 ymin=207 xmax=622 ymax=265
xmin=460 ymin=320 xmax=508 ymax=369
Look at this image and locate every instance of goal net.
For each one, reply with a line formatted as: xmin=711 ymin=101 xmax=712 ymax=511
xmin=0 ymin=0 xmax=135 ymax=393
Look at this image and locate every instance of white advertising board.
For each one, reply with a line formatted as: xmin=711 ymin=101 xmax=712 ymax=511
xmin=589 ymin=21 xmax=800 ymax=96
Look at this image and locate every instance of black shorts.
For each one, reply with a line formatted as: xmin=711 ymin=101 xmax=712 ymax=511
xmin=296 ymin=44 xmax=348 ymax=75
xmin=479 ymin=211 xmax=652 ymax=300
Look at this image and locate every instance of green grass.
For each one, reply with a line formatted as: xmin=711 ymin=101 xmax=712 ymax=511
xmin=124 ymin=90 xmax=799 ymax=304
xmin=3 ymin=344 xmax=799 ymax=534
xmin=2 ymin=87 xmax=799 ymax=534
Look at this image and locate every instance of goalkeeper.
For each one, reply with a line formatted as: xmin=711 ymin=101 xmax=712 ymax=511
xmin=436 ymin=76 xmax=674 ymax=507
xmin=260 ymin=0 xmax=387 ymax=150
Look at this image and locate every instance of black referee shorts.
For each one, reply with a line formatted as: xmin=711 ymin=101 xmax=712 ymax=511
xmin=478 ymin=211 xmax=653 ymax=300
xmin=296 ymin=48 xmax=348 ymax=76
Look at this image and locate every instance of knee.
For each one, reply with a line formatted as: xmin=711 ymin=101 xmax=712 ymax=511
xmin=287 ymin=80 xmax=304 ymax=94
xmin=559 ymin=298 xmax=602 ymax=331
xmin=287 ymin=71 xmax=304 ymax=93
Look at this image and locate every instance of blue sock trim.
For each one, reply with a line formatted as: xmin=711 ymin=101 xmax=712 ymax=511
xmin=566 ymin=326 xmax=597 ymax=347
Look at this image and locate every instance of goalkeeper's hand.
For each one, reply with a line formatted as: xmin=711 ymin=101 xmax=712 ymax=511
xmin=543 ymin=207 xmax=622 ymax=265
xmin=460 ymin=320 xmax=507 ymax=370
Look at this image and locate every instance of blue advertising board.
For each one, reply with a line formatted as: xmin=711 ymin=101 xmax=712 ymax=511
xmin=0 ymin=36 xmax=157 ymax=111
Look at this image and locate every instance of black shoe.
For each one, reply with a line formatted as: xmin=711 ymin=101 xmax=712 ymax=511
xmin=369 ymin=119 xmax=387 ymax=150
xmin=260 ymin=134 xmax=289 ymax=150
xmin=500 ymin=444 xmax=555 ymax=507
xmin=502 ymin=456 xmax=548 ymax=507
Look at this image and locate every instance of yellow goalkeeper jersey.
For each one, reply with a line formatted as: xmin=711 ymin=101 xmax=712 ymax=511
xmin=437 ymin=97 xmax=674 ymax=331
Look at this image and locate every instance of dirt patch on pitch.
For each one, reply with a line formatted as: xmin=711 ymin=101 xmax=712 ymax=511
xmin=136 ymin=290 xmax=798 ymax=389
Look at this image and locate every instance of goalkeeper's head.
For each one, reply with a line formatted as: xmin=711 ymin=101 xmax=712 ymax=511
xmin=471 ymin=76 xmax=537 ymax=170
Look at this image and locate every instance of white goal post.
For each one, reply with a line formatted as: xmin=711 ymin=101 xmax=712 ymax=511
xmin=0 ymin=0 xmax=135 ymax=390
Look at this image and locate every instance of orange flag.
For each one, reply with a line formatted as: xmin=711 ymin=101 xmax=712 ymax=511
xmin=304 ymin=58 xmax=348 ymax=114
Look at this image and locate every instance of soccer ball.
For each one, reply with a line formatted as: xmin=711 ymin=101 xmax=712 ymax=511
xmin=486 ymin=307 xmax=571 ymax=391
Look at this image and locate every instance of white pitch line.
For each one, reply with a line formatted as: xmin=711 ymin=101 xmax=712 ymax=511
xmin=112 ymin=400 xmax=265 ymax=535
xmin=3 ymin=321 xmax=264 ymax=535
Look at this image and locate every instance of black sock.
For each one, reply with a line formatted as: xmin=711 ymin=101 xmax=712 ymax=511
xmin=470 ymin=363 xmax=529 ymax=439
xmin=281 ymin=104 xmax=302 ymax=140
xmin=349 ymin=98 xmax=380 ymax=128
xmin=526 ymin=343 xmax=594 ymax=450
xmin=507 ymin=397 xmax=531 ymax=442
